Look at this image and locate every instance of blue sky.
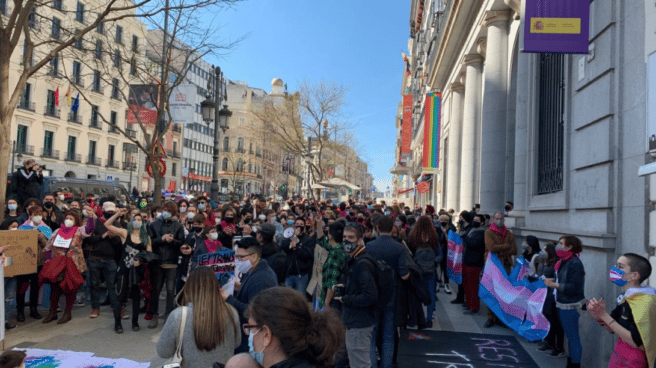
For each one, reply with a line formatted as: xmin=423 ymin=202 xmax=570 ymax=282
xmin=204 ymin=0 xmax=410 ymax=191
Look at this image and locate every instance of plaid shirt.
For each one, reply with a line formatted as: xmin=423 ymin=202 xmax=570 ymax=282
xmin=318 ymin=236 xmax=347 ymax=310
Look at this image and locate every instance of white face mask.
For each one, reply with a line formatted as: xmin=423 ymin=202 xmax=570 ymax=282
xmin=235 ymin=259 xmax=252 ymax=274
xmin=208 ymin=232 xmax=218 ymax=240
xmin=180 ymin=206 xmax=187 ymax=213
xmin=64 ymin=219 xmax=75 ymax=228
xmin=258 ymin=214 xmax=266 ymax=221
xmin=59 ymin=195 xmax=65 ymax=201
xmin=32 ymin=216 xmax=42 ymax=224
xmin=132 ymin=221 xmax=143 ymax=229
xmin=82 ymin=209 xmax=89 ymax=217
xmin=187 ymin=212 xmax=195 ymax=219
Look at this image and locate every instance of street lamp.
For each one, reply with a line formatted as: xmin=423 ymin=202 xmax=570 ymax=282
xmin=202 ymin=65 xmax=232 ymax=202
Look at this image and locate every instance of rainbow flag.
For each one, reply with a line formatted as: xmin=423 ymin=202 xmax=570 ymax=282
xmin=423 ymin=93 xmax=441 ymax=169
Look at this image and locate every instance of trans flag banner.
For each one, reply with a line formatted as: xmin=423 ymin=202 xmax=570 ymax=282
xmin=479 ymin=254 xmax=550 ymax=341
xmin=446 ymin=231 xmax=463 ymax=285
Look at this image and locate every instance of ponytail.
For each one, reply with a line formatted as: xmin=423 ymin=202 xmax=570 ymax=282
xmin=305 ymin=309 xmax=345 ymax=366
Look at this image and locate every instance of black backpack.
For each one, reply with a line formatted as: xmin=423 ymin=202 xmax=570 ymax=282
xmin=361 ymin=254 xmax=395 ymax=309
xmin=266 ymin=250 xmax=288 ymax=285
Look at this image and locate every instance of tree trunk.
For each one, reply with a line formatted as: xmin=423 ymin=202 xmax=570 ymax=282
xmin=149 ymin=153 xmax=163 ymax=206
xmin=0 ymin=53 xmax=15 ymax=223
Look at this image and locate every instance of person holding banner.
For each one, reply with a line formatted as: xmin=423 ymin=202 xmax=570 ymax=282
xmin=483 ymin=212 xmax=517 ymax=328
xmin=41 ymin=209 xmax=95 ymax=325
xmin=544 ymin=236 xmax=585 ymax=368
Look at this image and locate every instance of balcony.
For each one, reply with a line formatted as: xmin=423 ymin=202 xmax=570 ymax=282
xmin=17 ymin=100 xmax=36 ymax=112
xmin=87 ymin=156 xmax=101 ymax=166
xmin=16 ymin=145 xmax=34 ymax=155
xmin=171 ymin=150 xmax=181 ymax=158
xmin=106 ymin=159 xmax=119 ymax=168
xmin=91 ymin=84 xmax=103 ymax=94
xmin=44 ymin=106 xmax=61 ymax=119
xmin=68 ymin=112 xmax=82 ymax=124
xmin=172 ymin=124 xmax=181 ymax=133
xmin=126 ymin=129 xmax=137 ymax=138
xmin=236 ymin=147 xmax=245 ymax=154
xmin=89 ymin=119 xmax=102 ymax=130
xmin=65 ymin=152 xmax=81 ymax=163
xmin=123 ymin=162 xmax=137 ymax=171
xmin=73 ymin=77 xmax=85 ymax=87
xmin=41 ymin=148 xmax=59 ymax=159
xmin=108 ymin=126 xmax=119 ymax=134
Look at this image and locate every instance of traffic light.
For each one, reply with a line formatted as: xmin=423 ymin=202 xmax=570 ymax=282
xmin=348 ymin=189 xmax=352 ymax=194
xmin=281 ymin=184 xmax=286 ymax=190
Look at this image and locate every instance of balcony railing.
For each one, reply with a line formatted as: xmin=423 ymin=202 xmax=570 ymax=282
xmin=65 ymin=152 xmax=81 ymax=163
xmin=106 ymin=159 xmax=119 ymax=168
xmin=236 ymin=147 xmax=245 ymax=153
xmin=87 ymin=156 xmax=101 ymax=166
xmin=68 ymin=112 xmax=82 ymax=124
xmin=126 ymin=129 xmax=137 ymax=138
xmin=18 ymin=100 xmax=36 ymax=112
xmin=172 ymin=150 xmax=180 ymax=158
xmin=74 ymin=77 xmax=85 ymax=87
xmin=44 ymin=106 xmax=61 ymax=119
xmin=89 ymin=120 xmax=102 ymax=130
xmin=172 ymin=125 xmax=181 ymax=133
xmin=41 ymin=148 xmax=59 ymax=159
xmin=17 ymin=145 xmax=34 ymax=155
xmin=123 ymin=162 xmax=137 ymax=170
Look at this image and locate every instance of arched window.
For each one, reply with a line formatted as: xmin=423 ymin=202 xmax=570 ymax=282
xmin=237 ymin=137 xmax=244 ymax=152
xmin=221 ymin=158 xmax=228 ymax=171
xmin=248 ymin=163 xmax=252 ymax=173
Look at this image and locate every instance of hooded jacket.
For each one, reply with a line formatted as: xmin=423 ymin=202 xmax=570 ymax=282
xmin=148 ymin=217 xmax=185 ymax=265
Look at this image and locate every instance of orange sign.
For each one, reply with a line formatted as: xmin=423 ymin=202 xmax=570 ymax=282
xmin=417 ymin=181 xmax=430 ymax=194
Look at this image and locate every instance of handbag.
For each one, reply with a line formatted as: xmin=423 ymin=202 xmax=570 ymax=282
xmin=161 ymin=306 xmax=188 ymax=368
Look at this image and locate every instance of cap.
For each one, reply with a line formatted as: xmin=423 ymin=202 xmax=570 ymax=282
xmin=102 ymin=202 xmax=117 ymax=212
xmin=257 ymin=223 xmax=276 ymax=237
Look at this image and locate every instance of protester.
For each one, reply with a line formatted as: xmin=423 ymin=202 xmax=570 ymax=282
xmin=436 ymin=214 xmax=455 ymax=295
xmin=544 ymin=235 xmax=585 ymax=368
xmin=223 ymin=237 xmax=277 ymax=353
xmin=256 ymin=223 xmax=287 ymax=285
xmin=157 ymin=267 xmax=240 ymax=368
xmin=0 ymin=222 xmax=18 ymax=330
xmin=225 ymin=287 xmax=345 ymax=368
xmin=196 ymin=196 xmax=216 ymax=227
xmin=315 ymin=219 xmax=347 ymax=310
xmin=587 ymin=253 xmax=656 ymax=368
xmin=4 ymin=198 xmax=22 ymax=224
xmin=41 ymin=210 xmax=94 ymax=324
xmin=280 ymin=217 xmax=315 ymax=296
xmin=461 ymin=213 xmax=486 ymax=314
xmin=535 ymin=242 xmax=565 ymax=357
xmin=452 ymin=211 xmax=472 ymax=305
xmin=483 ymin=212 xmax=517 ymax=328
xmin=407 ymin=215 xmax=438 ymax=326
xmin=104 ymin=209 xmax=152 ymax=333
xmin=147 ymin=201 xmax=185 ymax=328
xmin=0 ymin=350 xmax=26 ymax=368
xmin=191 ymin=225 xmax=229 ymax=269
xmin=14 ymin=160 xmax=43 ymax=206
xmin=522 ymin=235 xmax=541 ymax=275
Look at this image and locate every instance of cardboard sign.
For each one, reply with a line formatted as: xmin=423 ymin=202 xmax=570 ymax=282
xmin=306 ymin=245 xmax=329 ymax=295
xmin=0 ymin=230 xmax=38 ymax=277
xmin=52 ymin=234 xmax=73 ymax=249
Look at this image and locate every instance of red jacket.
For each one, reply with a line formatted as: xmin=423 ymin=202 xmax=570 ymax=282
xmin=39 ymin=256 xmax=85 ymax=294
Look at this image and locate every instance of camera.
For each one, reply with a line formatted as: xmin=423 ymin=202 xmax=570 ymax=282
xmin=334 ymin=285 xmax=345 ymax=298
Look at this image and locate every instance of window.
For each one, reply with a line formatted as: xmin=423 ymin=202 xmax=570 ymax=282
xmin=115 ymin=25 xmax=123 ymax=44
xmin=90 ymin=105 xmax=99 ymax=127
xmin=130 ymin=57 xmax=137 ymax=75
xmin=222 ymin=158 xmax=228 ymax=171
xmin=75 ymin=2 xmax=84 ymax=23
xmin=18 ymin=83 xmax=31 ymax=110
xmin=43 ymin=131 xmax=54 ymax=156
xmin=45 ymin=90 xmax=59 ymax=117
xmin=51 ymin=17 xmax=61 ymax=40
xmin=52 ymin=0 xmax=62 ymax=10
xmin=113 ymin=49 xmax=121 ymax=68
xmin=72 ymin=61 xmax=82 ymax=85
xmin=88 ymin=140 xmax=97 ymax=160
xmin=110 ymin=111 xmax=118 ymax=132
xmin=67 ymin=136 xmax=77 ymax=159
xmin=74 ymin=29 xmax=83 ymax=49
xmin=111 ymin=78 xmax=120 ymax=99
xmin=223 ymin=136 xmax=229 ymax=151
xmin=537 ymin=53 xmax=565 ymax=195
xmin=131 ymin=35 xmax=139 ymax=52
xmin=237 ymin=137 xmax=244 ymax=151
xmin=95 ymin=39 xmax=103 ymax=59
xmin=96 ymin=21 xmax=104 ymax=34
xmin=92 ymin=70 xmax=101 ymax=92
xmin=16 ymin=125 xmax=28 ymax=151
xmin=28 ymin=7 xmax=36 ymax=29
xmin=108 ymin=144 xmax=115 ymax=163
xmin=48 ymin=55 xmax=59 ymax=77
xmin=172 ymin=163 xmax=177 ymax=176
xmin=173 ymin=141 xmax=178 ymax=155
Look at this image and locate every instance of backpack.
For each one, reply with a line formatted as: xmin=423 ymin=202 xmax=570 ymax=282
xmin=414 ymin=248 xmax=436 ymax=275
xmin=361 ymin=254 xmax=395 ymax=309
xmin=266 ymin=250 xmax=288 ymax=284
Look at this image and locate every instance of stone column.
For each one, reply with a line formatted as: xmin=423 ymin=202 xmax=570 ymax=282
xmin=479 ymin=10 xmax=511 ymax=214
xmin=446 ymin=83 xmax=464 ymax=211
xmin=459 ymin=54 xmax=484 ymax=212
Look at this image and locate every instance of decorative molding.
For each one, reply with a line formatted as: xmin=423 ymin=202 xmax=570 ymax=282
xmin=449 ymin=82 xmax=465 ymax=93
xmin=88 ymin=133 xmax=101 ymax=141
xmin=476 ymin=38 xmax=487 ymax=58
xmin=463 ymin=54 xmax=485 ymax=65
xmin=504 ymin=0 xmax=521 ymax=19
xmin=482 ymin=10 xmax=512 ymax=28
xmin=458 ymin=72 xmax=467 ymax=85
xmin=16 ymin=116 xmax=34 ymax=127
xmin=43 ymin=123 xmax=59 ymax=131
xmin=66 ymin=128 xmax=81 ymax=137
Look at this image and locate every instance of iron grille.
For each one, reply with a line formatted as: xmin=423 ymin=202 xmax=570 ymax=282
xmin=537 ymin=53 xmax=565 ymax=194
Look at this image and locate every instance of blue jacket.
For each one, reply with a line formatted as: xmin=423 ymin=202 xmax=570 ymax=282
xmin=227 ymin=259 xmax=277 ymax=353
xmin=556 ymin=257 xmax=585 ymax=305
xmin=365 ymin=235 xmax=409 ymax=280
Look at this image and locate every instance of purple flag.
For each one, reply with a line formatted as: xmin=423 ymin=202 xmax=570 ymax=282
xmin=523 ymin=0 xmax=590 ymax=54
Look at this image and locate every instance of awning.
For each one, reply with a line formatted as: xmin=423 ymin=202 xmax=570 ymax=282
xmin=320 ymin=178 xmax=361 ymax=191
xmin=311 ymin=183 xmax=327 ymax=190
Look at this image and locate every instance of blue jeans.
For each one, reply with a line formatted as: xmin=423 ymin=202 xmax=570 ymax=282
xmin=285 ymin=274 xmax=309 ymax=296
xmin=4 ymin=277 xmax=17 ymax=321
xmin=88 ymin=257 xmax=119 ymax=313
xmin=370 ymin=307 xmax=396 ymax=368
xmin=422 ymin=273 xmax=436 ymax=321
xmin=558 ymin=308 xmax=582 ymax=363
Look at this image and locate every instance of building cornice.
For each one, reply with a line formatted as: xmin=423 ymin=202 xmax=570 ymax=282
xmin=482 ymin=10 xmax=512 ymax=28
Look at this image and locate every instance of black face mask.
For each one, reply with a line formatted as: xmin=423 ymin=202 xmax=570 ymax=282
xmin=103 ymin=211 xmax=115 ymax=219
xmin=224 ymin=217 xmax=234 ymax=223
xmin=472 ymin=221 xmax=481 ymax=228
xmin=244 ymin=218 xmax=252 ymax=225
xmin=191 ymin=226 xmax=203 ymax=233
xmin=505 ymin=205 xmax=511 ymax=211
xmin=440 ymin=222 xmax=448 ymax=227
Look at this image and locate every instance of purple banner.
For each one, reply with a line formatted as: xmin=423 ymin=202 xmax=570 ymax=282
xmin=523 ymin=0 xmax=590 ymax=54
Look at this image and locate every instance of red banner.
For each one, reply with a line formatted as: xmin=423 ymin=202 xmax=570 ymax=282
xmin=401 ymin=95 xmax=413 ymax=159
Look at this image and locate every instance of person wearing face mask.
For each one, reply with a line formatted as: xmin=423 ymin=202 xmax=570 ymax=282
xmin=0 ymin=221 xmax=20 ymax=330
xmin=461 ymin=214 xmax=487 ymax=315
xmin=182 ymin=205 xmax=197 ymax=231
xmin=219 ymin=207 xmax=239 ymax=249
xmin=280 ymin=218 xmax=316 ymax=296
xmin=190 ymin=225 xmax=228 ymax=271
xmin=543 ymin=236 xmax=585 ymax=368
xmin=588 ymin=253 xmax=656 ymax=368
xmin=42 ymin=194 xmax=64 ymax=231
xmin=157 ymin=267 xmax=240 ymax=368
xmin=407 ymin=216 xmax=439 ymax=327
xmin=436 ymin=214 xmax=456 ymax=295
xmin=313 ymin=219 xmax=347 ymax=311
xmin=4 ymin=198 xmax=23 ymax=224
xmin=195 ymin=196 xmax=216 ymax=227
xmin=182 ymin=215 xmax=205 ymax=278
xmin=54 ymin=191 xmax=68 ymax=211
xmin=222 ymin=237 xmax=277 ymax=354
xmin=482 ymin=212 xmax=518 ymax=329
xmin=13 ymin=159 xmax=43 ymax=207
xmin=147 ymin=201 xmax=186 ymax=328
xmin=256 ymin=223 xmax=287 ymax=286
xmin=104 ymin=209 xmax=152 ymax=333
xmin=41 ymin=210 xmax=95 ymax=325
xmin=522 ymin=235 xmax=541 ymax=276
xmin=533 ymin=242 xmax=566 ymax=358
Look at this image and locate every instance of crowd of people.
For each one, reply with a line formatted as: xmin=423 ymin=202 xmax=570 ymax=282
xmin=1 ymin=180 xmax=655 ymax=368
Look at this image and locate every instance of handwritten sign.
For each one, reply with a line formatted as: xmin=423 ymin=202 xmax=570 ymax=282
xmin=398 ymin=331 xmax=539 ymax=367
xmin=0 ymin=230 xmax=38 ymax=277
xmin=52 ymin=234 xmax=73 ymax=249
xmin=306 ymin=245 xmax=329 ymax=296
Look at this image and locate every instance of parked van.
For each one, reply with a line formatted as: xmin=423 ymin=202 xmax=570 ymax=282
xmin=7 ymin=175 xmax=128 ymax=201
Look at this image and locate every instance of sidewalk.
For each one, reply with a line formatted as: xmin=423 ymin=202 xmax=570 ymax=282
xmin=418 ymin=282 xmax=564 ymax=368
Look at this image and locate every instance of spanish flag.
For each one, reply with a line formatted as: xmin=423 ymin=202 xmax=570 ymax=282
xmin=65 ymin=85 xmax=71 ymax=106
xmin=623 ymin=287 xmax=656 ymax=368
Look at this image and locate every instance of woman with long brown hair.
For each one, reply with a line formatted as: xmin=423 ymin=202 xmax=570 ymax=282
xmin=157 ymin=267 xmax=240 ymax=367
xmin=226 ymin=287 xmax=345 ymax=368
xmin=408 ymin=215 xmax=439 ymax=327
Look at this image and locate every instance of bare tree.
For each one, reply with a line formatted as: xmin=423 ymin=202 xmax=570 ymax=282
xmin=222 ymin=149 xmax=250 ymax=201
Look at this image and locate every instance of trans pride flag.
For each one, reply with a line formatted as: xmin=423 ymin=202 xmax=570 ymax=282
xmin=479 ymin=254 xmax=550 ymax=341
xmin=446 ymin=230 xmax=463 ymax=284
